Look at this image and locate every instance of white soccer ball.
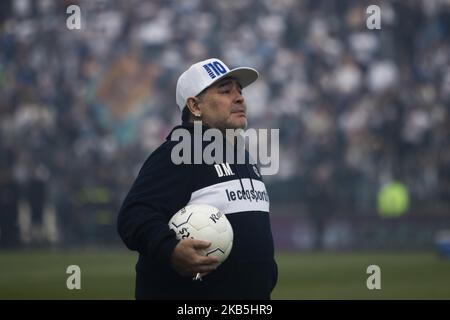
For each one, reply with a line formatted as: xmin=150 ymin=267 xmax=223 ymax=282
xmin=169 ymin=204 xmax=233 ymax=266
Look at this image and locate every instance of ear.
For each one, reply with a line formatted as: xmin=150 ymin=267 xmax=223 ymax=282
xmin=186 ymin=97 xmax=202 ymax=117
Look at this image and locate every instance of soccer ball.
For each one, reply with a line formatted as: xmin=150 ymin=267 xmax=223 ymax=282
xmin=169 ymin=204 xmax=233 ymax=266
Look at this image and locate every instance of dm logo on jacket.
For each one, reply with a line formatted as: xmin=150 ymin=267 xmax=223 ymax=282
xmin=214 ymin=163 xmax=235 ymax=177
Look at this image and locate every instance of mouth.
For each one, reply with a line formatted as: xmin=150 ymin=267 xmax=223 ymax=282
xmin=231 ymin=110 xmax=246 ymax=117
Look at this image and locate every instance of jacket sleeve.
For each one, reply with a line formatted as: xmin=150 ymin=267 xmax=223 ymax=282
xmin=117 ymin=143 xmax=193 ymax=265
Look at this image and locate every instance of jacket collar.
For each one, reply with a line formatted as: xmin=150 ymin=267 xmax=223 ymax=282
xmin=166 ymin=121 xmax=212 ymax=140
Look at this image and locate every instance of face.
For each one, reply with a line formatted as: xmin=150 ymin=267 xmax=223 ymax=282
xmin=196 ymin=77 xmax=247 ymax=132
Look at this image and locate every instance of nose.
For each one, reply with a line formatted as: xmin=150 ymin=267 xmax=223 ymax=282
xmin=234 ymin=88 xmax=244 ymax=105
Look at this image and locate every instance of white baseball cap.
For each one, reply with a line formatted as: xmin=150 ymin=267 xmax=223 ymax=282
xmin=176 ymin=58 xmax=259 ymax=112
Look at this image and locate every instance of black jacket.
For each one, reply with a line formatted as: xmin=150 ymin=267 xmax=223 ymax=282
xmin=117 ymin=122 xmax=277 ymax=299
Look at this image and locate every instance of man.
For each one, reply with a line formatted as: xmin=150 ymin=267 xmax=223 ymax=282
xmin=118 ymin=58 xmax=277 ymax=299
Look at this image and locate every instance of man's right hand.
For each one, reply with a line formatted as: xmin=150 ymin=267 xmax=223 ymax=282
xmin=170 ymin=239 xmax=220 ymax=277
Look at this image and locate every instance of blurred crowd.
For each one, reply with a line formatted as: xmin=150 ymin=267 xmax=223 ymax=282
xmin=0 ymin=0 xmax=449 ymax=247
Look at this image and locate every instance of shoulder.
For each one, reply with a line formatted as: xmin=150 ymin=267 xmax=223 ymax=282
xmin=143 ymin=139 xmax=181 ymax=164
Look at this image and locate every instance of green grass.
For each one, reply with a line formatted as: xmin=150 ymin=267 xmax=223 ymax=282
xmin=0 ymin=249 xmax=137 ymax=299
xmin=273 ymin=251 xmax=450 ymax=299
xmin=0 ymin=250 xmax=449 ymax=299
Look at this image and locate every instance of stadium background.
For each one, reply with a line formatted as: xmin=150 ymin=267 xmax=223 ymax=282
xmin=0 ymin=0 xmax=449 ymax=299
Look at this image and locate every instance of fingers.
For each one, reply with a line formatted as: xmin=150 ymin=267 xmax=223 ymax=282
xmin=194 ymin=254 xmax=220 ymax=268
xmin=171 ymin=239 xmax=221 ymax=277
xmin=182 ymin=260 xmax=216 ymax=278
xmin=190 ymin=252 xmax=220 ymax=275
xmin=191 ymin=239 xmax=212 ymax=249
xmin=189 ymin=240 xmax=220 ymax=261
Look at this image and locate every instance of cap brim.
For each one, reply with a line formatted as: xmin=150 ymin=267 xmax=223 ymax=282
xmin=226 ymin=67 xmax=259 ymax=88
xmin=208 ymin=67 xmax=259 ymax=90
